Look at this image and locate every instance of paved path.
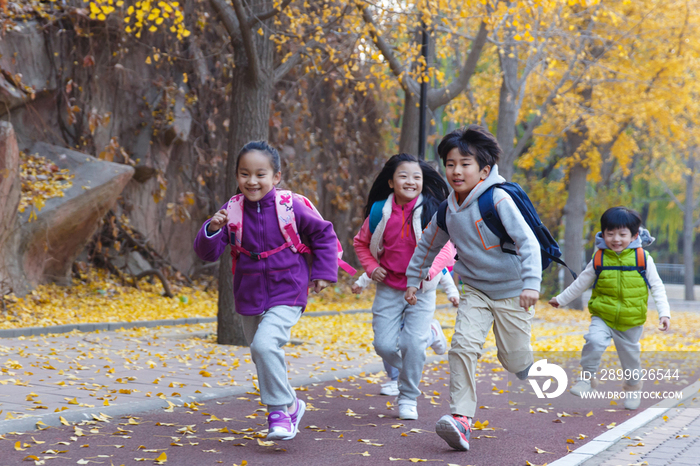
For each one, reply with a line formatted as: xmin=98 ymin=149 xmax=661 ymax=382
xmin=578 ymin=393 xmax=700 ymax=466
xmin=2 ymin=355 xmax=687 ymax=466
xmin=1 ymin=320 xmax=698 ymax=465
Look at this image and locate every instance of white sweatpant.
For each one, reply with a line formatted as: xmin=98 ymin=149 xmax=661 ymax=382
xmin=241 ymin=305 xmax=302 ymax=408
xmin=580 ymin=315 xmax=644 ymax=386
xmin=372 ymin=283 xmax=435 ymax=402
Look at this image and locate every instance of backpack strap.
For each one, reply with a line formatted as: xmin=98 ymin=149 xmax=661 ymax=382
xmin=635 ymin=247 xmax=650 ymax=288
xmin=227 ymin=191 xmax=298 ymax=264
xmin=593 ymin=248 xmax=649 ymax=289
xmin=436 ymin=199 xmax=449 ymax=234
xmin=369 ymin=199 xmax=386 ymax=234
xmin=224 ymin=194 xmax=246 ymax=275
xmin=593 ymin=249 xmax=604 ymax=287
xmin=477 ymin=185 xmax=516 ymax=255
xmin=277 ymin=191 xmax=311 ymax=254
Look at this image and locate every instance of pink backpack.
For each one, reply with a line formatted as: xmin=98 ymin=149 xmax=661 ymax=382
xmin=225 ymin=190 xmax=356 ymax=277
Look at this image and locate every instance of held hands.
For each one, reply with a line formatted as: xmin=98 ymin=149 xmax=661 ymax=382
xmin=658 ymin=316 xmax=670 ymax=332
xmin=351 ymin=284 xmax=362 ymax=294
xmin=520 ymin=289 xmax=539 ymax=310
xmin=404 ymin=286 xmax=418 ymax=305
xmin=548 ymin=297 xmax=560 ymax=308
xmin=371 ymin=267 xmax=388 ymax=283
xmin=208 ymin=209 xmax=229 ymax=233
xmin=313 ymin=279 xmax=330 ymax=294
xmin=449 ymin=297 xmax=459 ymax=307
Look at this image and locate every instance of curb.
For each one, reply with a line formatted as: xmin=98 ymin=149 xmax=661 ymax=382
xmin=548 ymin=378 xmax=700 ymax=466
xmin=0 ymin=317 xmax=217 ymax=339
xmin=0 ymin=355 xmax=447 ymax=435
xmin=0 ymin=304 xmax=453 ymax=339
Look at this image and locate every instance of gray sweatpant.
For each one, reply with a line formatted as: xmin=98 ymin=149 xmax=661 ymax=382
xmin=580 ymin=316 xmax=644 ymax=386
xmin=372 ymin=283 xmax=435 ymax=402
xmin=241 ymin=305 xmax=302 ymax=408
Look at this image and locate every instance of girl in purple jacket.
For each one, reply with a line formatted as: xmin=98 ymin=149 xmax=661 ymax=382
xmin=194 ymin=141 xmax=339 ymax=441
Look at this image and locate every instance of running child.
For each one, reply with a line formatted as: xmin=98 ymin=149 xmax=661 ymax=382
xmin=194 ymin=141 xmax=340 ymax=441
xmin=353 ymin=153 xmax=456 ymax=420
xmin=352 ymin=269 xmax=459 ymax=396
xmin=549 ymin=206 xmax=670 ymax=409
xmin=405 ymin=125 xmax=542 ymax=451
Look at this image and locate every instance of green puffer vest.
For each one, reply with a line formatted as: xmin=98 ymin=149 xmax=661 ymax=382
xmin=588 ymin=248 xmax=648 ymax=332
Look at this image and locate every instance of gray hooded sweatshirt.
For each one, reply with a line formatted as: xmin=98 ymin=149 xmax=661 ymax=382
xmin=406 ymin=165 xmax=542 ymax=300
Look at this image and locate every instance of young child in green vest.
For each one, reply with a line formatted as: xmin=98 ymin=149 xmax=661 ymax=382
xmin=549 ymin=206 xmax=670 ymax=410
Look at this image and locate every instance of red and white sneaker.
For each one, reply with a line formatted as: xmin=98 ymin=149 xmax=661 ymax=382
xmin=435 ymin=414 xmax=471 ymax=451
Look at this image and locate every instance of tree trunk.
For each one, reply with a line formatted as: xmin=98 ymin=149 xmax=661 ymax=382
xmin=217 ymin=2 xmax=275 ymax=345
xmin=399 ymin=92 xmax=420 ymax=155
xmin=563 ymin=162 xmax=588 ymax=310
xmin=496 ymin=30 xmax=519 ymax=181
xmin=683 ymin=154 xmax=696 ymax=301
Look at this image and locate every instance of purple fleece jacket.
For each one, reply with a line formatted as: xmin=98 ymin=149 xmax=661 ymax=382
xmin=193 ymin=188 xmax=338 ymax=315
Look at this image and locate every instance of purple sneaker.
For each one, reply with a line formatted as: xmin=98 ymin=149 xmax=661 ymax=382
xmin=289 ymin=398 xmax=306 ymax=434
xmin=266 ymin=411 xmax=294 ymax=440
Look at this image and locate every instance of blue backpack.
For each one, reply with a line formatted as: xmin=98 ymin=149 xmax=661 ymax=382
xmin=436 ymin=182 xmax=577 ymax=279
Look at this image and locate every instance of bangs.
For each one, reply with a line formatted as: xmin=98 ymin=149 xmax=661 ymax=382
xmin=600 ymin=207 xmax=642 ymax=235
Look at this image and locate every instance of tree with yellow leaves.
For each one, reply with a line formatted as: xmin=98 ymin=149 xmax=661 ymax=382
xmin=355 ymin=1 xmax=488 ymax=155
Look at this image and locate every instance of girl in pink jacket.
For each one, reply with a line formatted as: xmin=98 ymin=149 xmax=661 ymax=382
xmin=353 ymin=153 xmax=456 ymax=420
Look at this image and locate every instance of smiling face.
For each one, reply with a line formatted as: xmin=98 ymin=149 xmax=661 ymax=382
xmin=444 ymin=148 xmax=490 ymax=204
xmin=603 ymin=227 xmax=638 ymax=253
xmin=388 ymin=161 xmax=423 ymax=205
xmin=236 ymin=150 xmax=281 ymax=202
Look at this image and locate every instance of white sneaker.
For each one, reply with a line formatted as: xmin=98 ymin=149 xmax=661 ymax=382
xmin=429 ymin=319 xmax=447 ymax=355
xmin=380 ymin=380 xmax=399 ymax=396
xmin=398 ymin=400 xmax=418 ymax=420
xmin=624 ymin=393 xmax=642 ymax=410
xmin=570 ymin=379 xmax=596 ymax=397
xmin=624 ymin=383 xmax=642 ymax=410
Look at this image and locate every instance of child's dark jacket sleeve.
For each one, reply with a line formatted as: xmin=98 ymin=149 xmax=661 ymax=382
xmin=193 ymin=204 xmax=229 ymax=262
xmin=294 ymin=197 xmax=338 ymax=283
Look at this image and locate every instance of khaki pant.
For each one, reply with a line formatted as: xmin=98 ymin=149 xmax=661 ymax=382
xmin=449 ymin=284 xmax=534 ymax=417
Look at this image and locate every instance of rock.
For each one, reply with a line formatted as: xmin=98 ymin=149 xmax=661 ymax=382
xmin=0 ymin=21 xmax=54 ymax=116
xmin=111 ymin=250 xmax=152 ymax=276
xmin=15 ymin=142 xmax=135 ymax=288
xmin=0 ymin=122 xmax=22 ymax=294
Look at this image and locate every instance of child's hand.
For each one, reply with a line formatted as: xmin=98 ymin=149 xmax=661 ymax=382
xmin=548 ymin=297 xmax=560 ymax=308
xmin=208 ymin=209 xmax=228 ymax=233
xmin=449 ymin=297 xmax=459 ymax=307
xmin=520 ymin=289 xmax=539 ymax=310
xmin=658 ymin=316 xmax=670 ymax=332
xmin=371 ymin=267 xmax=387 ymax=282
xmin=351 ymin=284 xmax=362 ymax=294
xmin=312 ymin=279 xmax=330 ymax=293
xmin=404 ymin=286 xmax=418 ymax=305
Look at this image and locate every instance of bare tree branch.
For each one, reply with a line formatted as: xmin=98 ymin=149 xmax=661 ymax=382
xmin=250 ymin=0 xmax=293 ymax=25
xmin=657 ymin=174 xmax=684 ymax=211
xmin=428 ymin=22 xmax=488 ymax=109
xmin=209 ymin=0 xmax=241 ymax=42
xmin=509 ymin=14 xmax=600 ymax=160
xmin=358 ymin=4 xmax=417 ymax=95
xmin=230 ymin=0 xmax=261 ymax=83
xmin=273 ymin=40 xmax=319 ymax=82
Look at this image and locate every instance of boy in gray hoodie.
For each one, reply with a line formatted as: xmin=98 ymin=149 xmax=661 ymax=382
xmin=405 ymin=125 xmax=542 ymax=452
